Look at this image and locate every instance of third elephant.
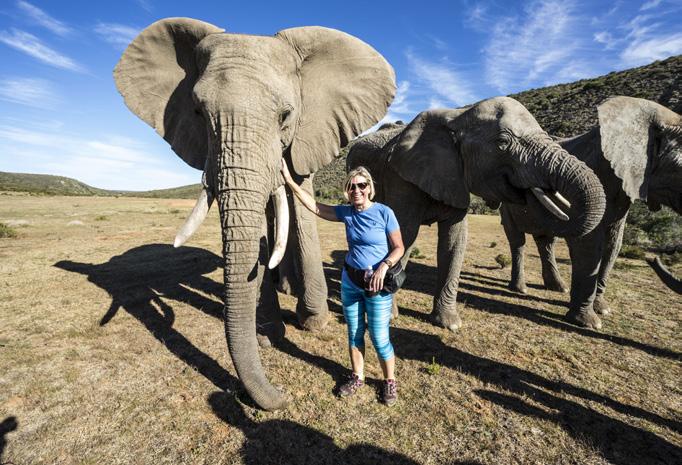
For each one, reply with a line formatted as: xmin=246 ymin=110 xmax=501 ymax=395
xmin=347 ymin=96 xmax=606 ymax=331
xmin=501 ymin=96 xmax=682 ymax=329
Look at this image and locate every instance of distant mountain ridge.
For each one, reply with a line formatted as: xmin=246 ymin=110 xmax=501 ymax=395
xmin=0 ymin=171 xmax=202 ymax=198
xmin=2 ymin=55 xmax=679 ymax=198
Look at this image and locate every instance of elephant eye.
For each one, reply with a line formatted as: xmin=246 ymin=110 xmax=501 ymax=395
xmin=279 ymin=107 xmax=293 ymax=129
xmin=496 ymin=136 xmax=511 ymax=151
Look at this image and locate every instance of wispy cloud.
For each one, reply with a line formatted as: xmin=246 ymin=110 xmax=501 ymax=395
xmin=0 ymin=29 xmax=84 ymax=72
xmin=640 ymin=0 xmax=662 ymax=11
xmin=483 ymin=0 xmax=588 ymax=93
xmin=621 ymin=32 xmax=682 ymax=66
xmin=0 ymin=77 xmax=59 ymax=108
xmin=406 ymin=49 xmax=477 ymax=107
xmin=136 ymin=0 xmax=153 ymax=13
xmin=0 ymin=123 xmax=197 ymax=190
xmin=16 ymin=1 xmax=71 ymax=36
xmin=94 ymin=23 xmax=140 ymax=48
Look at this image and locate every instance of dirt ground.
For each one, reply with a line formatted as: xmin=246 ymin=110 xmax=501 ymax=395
xmin=1 ymin=193 xmax=680 ymax=465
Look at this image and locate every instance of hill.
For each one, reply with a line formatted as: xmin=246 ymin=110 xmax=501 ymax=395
xmin=0 ymin=171 xmax=202 ymax=199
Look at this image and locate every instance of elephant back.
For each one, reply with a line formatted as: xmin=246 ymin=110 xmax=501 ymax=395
xmin=346 ymin=123 xmax=405 ymax=180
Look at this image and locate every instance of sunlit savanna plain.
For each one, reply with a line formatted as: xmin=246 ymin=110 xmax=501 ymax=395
xmin=0 ymin=193 xmax=680 ymax=465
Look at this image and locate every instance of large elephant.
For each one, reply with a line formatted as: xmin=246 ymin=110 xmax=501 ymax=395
xmin=114 ymin=18 xmax=395 ymax=410
xmin=500 ymin=97 xmax=682 ymax=329
xmin=347 ymin=97 xmax=606 ymax=331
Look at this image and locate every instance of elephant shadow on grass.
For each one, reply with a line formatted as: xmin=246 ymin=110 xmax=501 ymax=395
xmin=398 ymin=261 xmax=680 ymax=361
xmin=0 ymin=416 xmax=18 ymax=462
xmin=392 ymin=327 xmax=682 ymax=465
xmin=54 ymin=244 xmax=241 ymax=395
xmin=207 ymin=391 xmax=482 ymax=465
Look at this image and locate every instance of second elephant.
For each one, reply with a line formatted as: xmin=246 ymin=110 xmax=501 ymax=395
xmin=347 ymin=97 xmax=606 ymax=331
xmin=501 ymin=97 xmax=682 ymax=329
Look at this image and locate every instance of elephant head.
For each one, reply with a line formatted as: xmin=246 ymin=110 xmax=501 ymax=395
xmin=598 ymin=96 xmax=682 ymax=215
xmin=387 ymin=97 xmax=606 ymax=237
xmin=114 ymin=18 xmax=395 ymax=410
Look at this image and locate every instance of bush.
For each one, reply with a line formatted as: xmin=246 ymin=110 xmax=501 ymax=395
xmin=410 ymin=247 xmax=425 ymax=259
xmin=0 ymin=223 xmax=17 ymax=238
xmin=661 ymin=251 xmax=682 ymax=266
xmin=468 ymin=195 xmax=499 ymax=215
xmin=495 ymin=254 xmax=511 ymax=269
xmin=489 ymin=241 xmax=497 ymax=248
xmin=95 ymin=215 xmax=109 ymax=221
xmin=619 ymin=245 xmax=646 ymax=260
xmin=426 ymin=357 xmax=441 ymax=376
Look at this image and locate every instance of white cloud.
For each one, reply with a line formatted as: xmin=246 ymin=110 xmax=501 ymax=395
xmin=16 ymin=1 xmax=71 ymax=36
xmin=594 ymin=31 xmax=617 ymax=49
xmin=0 ymin=123 xmax=197 ymax=190
xmin=640 ymin=0 xmax=662 ymax=11
xmin=136 ymin=0 xmax=153 ymax=13
xmin=0 ymin=29 xmax=84 ymax=72
xmin=406 ymin=49 xmax=477 ymax=107
xmin=94 ymin=23 xmax=141 ymax=48
xmin=483 ymin=0 xmax=584 ymax=93
xmin=0 ymin=77 xmax=59 ymax=108
xmin=621 ymin=32 xmax=682 ymax=65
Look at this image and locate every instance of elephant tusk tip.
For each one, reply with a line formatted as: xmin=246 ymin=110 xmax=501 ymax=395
xmin=173 ymin=235 xmax=186 ymax=248
xmin=267 ymin=250 xmax=284 ymax=269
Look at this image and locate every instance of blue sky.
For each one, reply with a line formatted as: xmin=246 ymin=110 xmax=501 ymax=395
xmin=0 ymin=0 xmax=680 ymax=190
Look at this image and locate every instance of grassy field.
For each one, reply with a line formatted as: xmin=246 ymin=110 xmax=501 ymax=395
xmin=0 ymin=193 xmax=680 ymax=465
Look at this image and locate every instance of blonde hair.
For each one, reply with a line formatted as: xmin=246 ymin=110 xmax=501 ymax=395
xmin=343 ymin=166 xmax=376 ymax=201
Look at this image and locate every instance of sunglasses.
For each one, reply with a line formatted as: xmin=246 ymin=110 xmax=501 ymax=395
xmin=348 ymin=182 xmax=369 ymax=192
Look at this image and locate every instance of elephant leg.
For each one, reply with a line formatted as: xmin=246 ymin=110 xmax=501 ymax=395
xmin=256 ymin=267 xmax=285 ymax=347
xmin=501 ymin=214 xmax=527 ymax=293
xmin=431 ymin=210 xmax=467 ymax=332
xmin=594 ymin=217 xmax=626 ymax=316
xmin=565 ymin=231 xmax=604 ymax=330
xmin=535 ymin=235 xmax=568 ymax=293
xmin=290 ymin=176 xmax=329 ymax=331
xmin=391 ymin=211 xmax=421 ymax=319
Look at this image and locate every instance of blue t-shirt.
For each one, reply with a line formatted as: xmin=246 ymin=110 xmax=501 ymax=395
xmin=334 ymin=202 xmax=400 ymax=270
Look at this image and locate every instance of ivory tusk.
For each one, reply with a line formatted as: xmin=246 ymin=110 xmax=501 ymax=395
xmin=552 ymin=191 xmax=572 ymax=209
xmin=174 ymin=188 xmax=213 ymax=248
xmin=268 ymin=185 xmax=289 ymax=269
xmin=531 ymin=187 xmax=569 ymax=221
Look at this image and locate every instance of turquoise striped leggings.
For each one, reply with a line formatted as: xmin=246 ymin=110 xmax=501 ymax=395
xmin=340 ymin=270 xmax=395 ymax=361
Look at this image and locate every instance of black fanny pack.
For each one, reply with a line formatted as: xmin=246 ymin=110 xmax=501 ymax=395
xmin=343 ymin=261 xmax=406 ymax=294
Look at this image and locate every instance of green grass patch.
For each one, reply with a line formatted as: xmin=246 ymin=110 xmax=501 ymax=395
xmin=0 ymin=222 xmax=18 ymax=238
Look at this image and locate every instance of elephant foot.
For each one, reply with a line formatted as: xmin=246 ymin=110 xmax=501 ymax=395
xmin=297 ymin=311 xmax=329 ymax=332
xmin=256 ymin=321 xmax=285 ymax=348
xmin=431 ymin=311 xmax=462 ymax=332
xmin=543 ymin=276 xmax=568 ymax=293
xmin=593 ymin=295 xmax=611 ymax=316
xmin=509 ymin=282 xmax=528 ymax=294
xmin=565 ymin=309 xmax=602 ymax=330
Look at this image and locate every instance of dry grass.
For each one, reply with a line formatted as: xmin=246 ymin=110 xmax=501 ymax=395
xmin=1 ymin=193 xmax=680 ymax=465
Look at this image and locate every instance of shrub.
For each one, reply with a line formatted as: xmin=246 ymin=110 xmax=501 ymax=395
xmin=619 ymin=245 xmax=646 ymax=260
xmin=426 ymin=357 xmax=441 ymax=376
xmin=495 ymin=254 xmax=511 ymax=269
xmin=95 ymin=215 xmax=109 ymax=221
xmin=661 ymin=251 xmax=682 ymax=266
xmin=468 ymin=195 xmax=499 ymax=215
xmin=489 ymin=241 xmax=497 ymax=248
xmin=410 ymin=247 xmax=425 ymax=259
xmin=0 ymin=223 xmax=18 ymax=238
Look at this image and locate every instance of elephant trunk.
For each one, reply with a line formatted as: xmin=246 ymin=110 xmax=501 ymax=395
xmin=526 ymin=139 xmax=606 ymax=237
xmin=648 ymin=257 xmax=682 ymax=294
xmin=214 ymin=118 xmax=289 ymax=410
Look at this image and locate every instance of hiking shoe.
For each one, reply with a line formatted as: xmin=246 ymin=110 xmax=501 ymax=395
xmin=338 ymin=373 xmax=364 ymax=398
xmin=382 ymin=379 xmax=398 ymax=406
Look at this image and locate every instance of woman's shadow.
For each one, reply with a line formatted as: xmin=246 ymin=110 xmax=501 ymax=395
xmin=54 ymin=243 xmax=239 ymax=393
xmin=207 ymin=391 xmax=482 ymax=465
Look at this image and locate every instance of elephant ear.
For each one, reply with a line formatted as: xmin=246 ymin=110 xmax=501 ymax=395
xmin=275 ymin=27 xmax=396 ymax=176
xmin=598 ymin=96 xmax=680 ymax=202
xmin=114 ymin=18 xmax=224 ymax=170
xmin=388 ymin=109 xmax=470 ymax=209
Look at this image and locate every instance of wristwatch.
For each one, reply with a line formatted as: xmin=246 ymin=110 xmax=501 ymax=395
xmin=383 ymin=258 xmax=393 ymax=267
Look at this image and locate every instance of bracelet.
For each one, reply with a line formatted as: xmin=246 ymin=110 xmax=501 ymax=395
xmin=383 ymin=258 xmax=393 ymax=267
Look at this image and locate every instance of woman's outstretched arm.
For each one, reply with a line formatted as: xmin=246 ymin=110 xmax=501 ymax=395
xmin=281 ymin=160 xmax=340 ymax=222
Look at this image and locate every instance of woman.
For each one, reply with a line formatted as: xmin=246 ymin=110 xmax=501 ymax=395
xmin=281 ymin=162 xmax=405 ymax=406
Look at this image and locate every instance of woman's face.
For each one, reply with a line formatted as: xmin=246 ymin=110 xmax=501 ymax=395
xmin=348 ymin=175 xmax=371 ymax=207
